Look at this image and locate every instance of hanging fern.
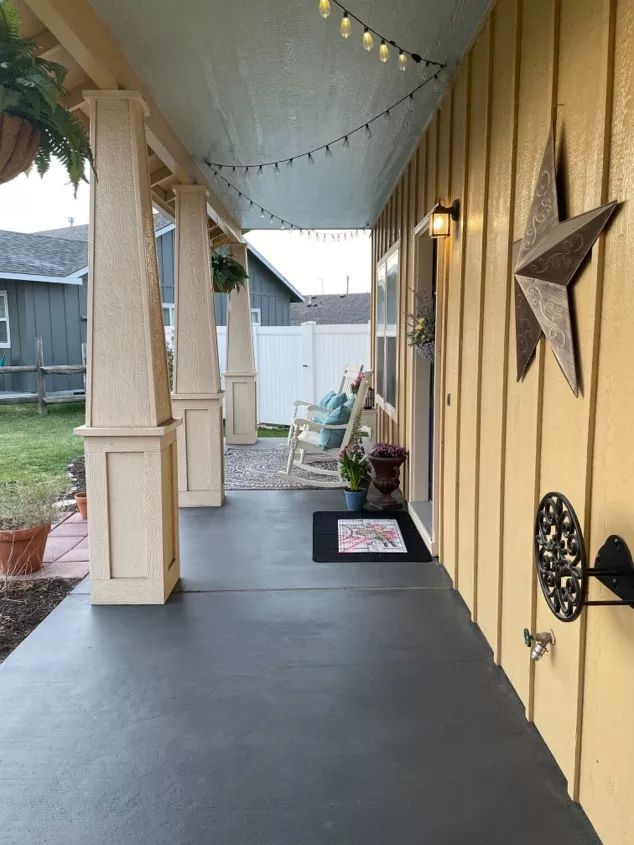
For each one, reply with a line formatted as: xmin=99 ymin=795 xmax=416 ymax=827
xmin=211 ymin=246 xmax=248 ymax=294
xmin=0 ymin=0 xmax=93 ymax=193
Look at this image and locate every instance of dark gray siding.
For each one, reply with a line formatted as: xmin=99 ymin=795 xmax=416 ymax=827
xmin=157 ymin=226 xmax=175 ymax=305
xmin=0 ymin=277 xmax=86 ymax=393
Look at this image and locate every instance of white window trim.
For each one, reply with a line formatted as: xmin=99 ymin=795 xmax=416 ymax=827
xmin=251 ymin=308 xmax=262 ymax=325
xmin=0 ymin=290 xmax=10 ymax=349
xmin=375 ymin=242 xmax=399 ymax=421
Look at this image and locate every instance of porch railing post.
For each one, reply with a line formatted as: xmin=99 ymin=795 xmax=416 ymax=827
xmin=75 ymin=90 xmax=181 ymax=606
xmin=171 ymin=185 xmax=225 ymax=507
xmin=224 ymin=241 xmax=258 ymax=444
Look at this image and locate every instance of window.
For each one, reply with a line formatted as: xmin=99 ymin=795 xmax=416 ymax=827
xmin=162 ymin=303 xmax=175 ymax=328
xmin=0 ymin=291 xmax=10 ymax=348
xmin=251 ymin=308 xmax=261 ymax=325
xmin=375 ymin=245 xmax=399 ymax=417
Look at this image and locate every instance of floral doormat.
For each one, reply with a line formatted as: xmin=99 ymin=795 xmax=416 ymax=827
xmin=337 ymin=519 xmax=407 ymax=554
xmin=313 ymin=511 xmax=432 ymax=563
xmin=225 ymin=447 xmax=338 ymax=490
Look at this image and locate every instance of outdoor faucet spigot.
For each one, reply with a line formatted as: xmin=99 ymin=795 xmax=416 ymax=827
xmin=523 ymin=629 xmax=555 ymax=661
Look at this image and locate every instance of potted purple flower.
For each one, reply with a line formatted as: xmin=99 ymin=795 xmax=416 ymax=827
xmin=338 ymin=442 xmax=371 ymax=511
xmin=368 ymin=442 xmax=409 ymax=509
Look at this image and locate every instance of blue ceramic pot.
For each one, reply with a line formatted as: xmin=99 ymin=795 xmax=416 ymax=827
xmin=344 ymin=489 xmax=367 ymax=512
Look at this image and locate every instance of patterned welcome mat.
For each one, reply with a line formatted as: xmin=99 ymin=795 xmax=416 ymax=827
xmin=313 ymin=511 xmax=432 ymax=563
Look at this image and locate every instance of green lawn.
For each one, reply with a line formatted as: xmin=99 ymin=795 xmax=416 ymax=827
xmin=0 ymin=403 xmax=85 ymax=495
xmin=0 ymin=403 xmax=287 ymax=497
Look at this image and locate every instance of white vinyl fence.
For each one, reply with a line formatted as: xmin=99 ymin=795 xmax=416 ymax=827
xmin=166 ymin=321 xmax=370 ymax=425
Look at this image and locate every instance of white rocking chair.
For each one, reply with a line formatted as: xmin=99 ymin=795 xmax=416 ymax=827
xmin=287 ymin=362 xmax=363 ymax=442
xmin=281 ymin=373 xmax=371 ymax=488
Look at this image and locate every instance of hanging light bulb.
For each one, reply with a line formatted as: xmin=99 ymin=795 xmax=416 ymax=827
xmin=362 ymin=27 xmax=374 ymax=51
xmin=257 ymin=165 xmax=263 ymax=176
xmin=342 ymin=135 xmax=350 ymax=149
xmin=260 ymin=208 xmax=265 ymax=218
xmin=384 ymin=108 xmax=391 ymax=121
xmin=274 ymin=162 xmax=280 ymax=174
xmin=325 ymin=145 xmax=333 ymax=159
xmin=307 ymin=152 xmax=315 ymax=165
xmin=399 ymin=51 xmax=408 ymax=71
xmin=318 ymin=0 xmax=331 ymax=19
xmin=379 ymin=40 xmax=389 ymax=63
xmin=287 ymin=158 xmax=294 ymax=169
xmin=340 ymin=11 xmax=351 ymax=38
xmin=244 ymin=166 xmax=249 ymax=175
xmin=364 ymin=123 xmax=372 ymax=139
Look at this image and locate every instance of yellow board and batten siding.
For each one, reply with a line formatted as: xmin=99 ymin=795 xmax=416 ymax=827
xmin=371 ymin=0 xmax=634 ymax=843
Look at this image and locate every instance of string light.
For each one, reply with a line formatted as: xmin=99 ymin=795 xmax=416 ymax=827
xmin=205 ymin=71 xmax=441 ymax=172
xmin=340 ymin=11 xmax=351 ymax=38
xmin=318 ymin=0 xmax=446 ymax=72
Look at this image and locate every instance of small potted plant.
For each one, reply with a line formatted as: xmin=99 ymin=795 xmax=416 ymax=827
xmin=74 ymin=491 xmax=88 ymax=521
xmin=211 ymin=246 xmax=248 ymax=294
xmin=339 ymin=441 xmax=371 ymax=511
xmin=349 ymin=372 xmax=364 ymax=396
xmin=368 ymin=442 xmax=409 ymax=509
xmin=0 ymin=483 xmax=58 ymax=575
xmin=0 ymin=1 xmax=94 ymax=193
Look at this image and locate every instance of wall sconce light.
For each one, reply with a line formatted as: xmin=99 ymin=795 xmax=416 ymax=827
xmin=429 ymin=199 xmax=460 ymax=238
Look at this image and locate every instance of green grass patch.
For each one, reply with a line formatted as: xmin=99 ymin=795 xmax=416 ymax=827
xmin=0 ymin=403 xmax=85 ymax=495
xmin=257 ymin=425 xmax=289 ymax=438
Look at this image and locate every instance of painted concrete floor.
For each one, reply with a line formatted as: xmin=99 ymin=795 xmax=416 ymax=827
xmin=0 ymin=491 xmax=599 ymax=844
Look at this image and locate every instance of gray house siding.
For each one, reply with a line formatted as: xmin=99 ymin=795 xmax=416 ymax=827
xmin=0 ymin=278 xmax=86 ymax=393
xmin=155 ymin=230 xmax=292 ymax=326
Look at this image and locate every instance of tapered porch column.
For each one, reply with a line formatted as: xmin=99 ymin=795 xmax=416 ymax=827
xmin=224 ymin=242 xmax=257 ymax=444
xmin=171 ymin=186 xmax=224 ymax=506
xmin=76 ymin=91 xmax=180 ymax=605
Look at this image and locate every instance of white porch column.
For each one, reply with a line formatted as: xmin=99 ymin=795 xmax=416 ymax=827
xmin=171 ymin=185 xmax=224 ymax=507
xmin=224 ymin=242 xmax=257 ymax=444
xmin=76 ymin=91 xmax=180 ymax=605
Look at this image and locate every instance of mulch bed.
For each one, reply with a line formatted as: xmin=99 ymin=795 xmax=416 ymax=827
xmin=0 ymin=578 xmax=80 ymax=664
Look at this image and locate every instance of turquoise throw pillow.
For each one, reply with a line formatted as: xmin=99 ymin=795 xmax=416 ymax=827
xmin=325 ymin=391 xmax=347 ymax=411
xmin=318 ymin=390 xmax=335 ymax=409
xmin=319 ymin=402 xmax=351 ymax=450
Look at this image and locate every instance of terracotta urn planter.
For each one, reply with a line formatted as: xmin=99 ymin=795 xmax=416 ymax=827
xmin=0 ymin=524 xmax=50 ymax=576
xmin=0 ymin=114 xmax=40 ymax=185
xmin=368 ymin=451 xmax=408 ymax=510
xmin=75 ymin=493 xmax=88 ymax=521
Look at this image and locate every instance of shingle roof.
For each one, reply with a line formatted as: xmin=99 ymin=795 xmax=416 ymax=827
xmin=290 ymin=292 xmax=370 ymax=325
xmin=0 ymin=213 xmax=175 ymax=280
xmin=0 ymin=230 xmax=88 ymax=277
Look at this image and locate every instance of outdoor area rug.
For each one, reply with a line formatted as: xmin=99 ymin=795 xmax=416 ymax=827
xmin=225 ymin=446 xmax=338 ymax=490
xmin=313 ymin=511 xmax=432 ymax=563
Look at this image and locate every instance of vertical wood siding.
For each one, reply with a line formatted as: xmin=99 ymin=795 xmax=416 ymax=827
xmin=371 ymin=0 xmax=633 ymax=841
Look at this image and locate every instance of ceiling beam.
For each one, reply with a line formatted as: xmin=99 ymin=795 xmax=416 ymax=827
xmin=150 ymin=165 xmax=172 ymax=187
xmin=23 ymin=0 xmax=243 ymax=243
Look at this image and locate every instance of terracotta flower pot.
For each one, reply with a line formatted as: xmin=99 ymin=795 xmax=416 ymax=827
xmin=0 ymin=524 xmax=50 ymax=576
xmin=368 ymin=455 xmax=406 ymax=510
xmin=0 ymin=115 xmax=41 ymax=185
xmin=75 ymin=493 xmax=88 ymax=521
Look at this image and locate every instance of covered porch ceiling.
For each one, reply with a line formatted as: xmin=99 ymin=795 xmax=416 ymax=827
xmin=84 ymin=0 xmax=490 ymax=230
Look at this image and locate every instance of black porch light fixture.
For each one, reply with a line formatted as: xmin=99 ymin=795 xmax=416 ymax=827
xmin=429 ymin=200 xmax=460 ymax=238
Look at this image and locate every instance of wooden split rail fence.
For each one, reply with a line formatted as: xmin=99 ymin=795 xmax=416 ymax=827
xmin=0 ymin=337 xmax=86 ymax=415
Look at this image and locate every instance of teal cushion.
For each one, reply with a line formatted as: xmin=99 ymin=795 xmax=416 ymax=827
xmin=319 ymin=402 xmax=351 ymax=450
xmin=325 ymin=391 xmax=347 ymax=411
xmin=318 ymin=390 xmax=335 ymax=409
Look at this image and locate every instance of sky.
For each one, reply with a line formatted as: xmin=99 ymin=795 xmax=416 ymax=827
xmin=0 ymin=161 xmax=371 ymax=294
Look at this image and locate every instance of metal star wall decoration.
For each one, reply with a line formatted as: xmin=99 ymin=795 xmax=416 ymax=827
xmin=514 ymin=125 xmax=618 ymax=396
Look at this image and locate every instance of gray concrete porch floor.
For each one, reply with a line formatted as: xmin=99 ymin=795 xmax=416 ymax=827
xmin=0 ymin=491 xmax=598 ymax=844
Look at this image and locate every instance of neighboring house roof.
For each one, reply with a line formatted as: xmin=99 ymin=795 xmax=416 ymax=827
xmin=0 ymin=215 xmax=300 ymax=302
xmin=246 ymin=243 xmax=303 ymax=303
xmin=290 ymin=292 xmax=370 ymax=325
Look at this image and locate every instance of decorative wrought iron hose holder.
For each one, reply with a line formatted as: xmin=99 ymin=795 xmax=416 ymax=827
xmin=534 ymin=492 xmax=634 ymax=622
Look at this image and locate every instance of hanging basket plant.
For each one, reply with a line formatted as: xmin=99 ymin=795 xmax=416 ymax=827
xmin=211 ymin=245 xmax=248 ymax=294
xmin=0 ymin=0 xmax=94 ymax=193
